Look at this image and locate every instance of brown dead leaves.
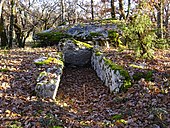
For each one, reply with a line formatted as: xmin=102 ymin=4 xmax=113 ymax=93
xmin=0 ymin=47 xmax=169 ymax=127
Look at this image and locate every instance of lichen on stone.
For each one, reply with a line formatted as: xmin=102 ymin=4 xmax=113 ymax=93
xmin=35 ymin=32 xmax=70 ymax=47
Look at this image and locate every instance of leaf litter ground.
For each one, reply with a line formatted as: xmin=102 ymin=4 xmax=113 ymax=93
xmin=0 ymin=47 xmax=169 ymax=128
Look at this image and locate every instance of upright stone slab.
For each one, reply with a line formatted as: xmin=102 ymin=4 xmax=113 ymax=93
xmin=34 ymin=53 xmax=64 ymax=99
xmin=91 ymin=48 xmax=131 ymax=92
xmin=58 ymin=39 xmax=92 ymax=67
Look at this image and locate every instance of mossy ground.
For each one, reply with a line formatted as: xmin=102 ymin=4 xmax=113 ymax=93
xmin=132 ymin=70 xmax=153 ymax=81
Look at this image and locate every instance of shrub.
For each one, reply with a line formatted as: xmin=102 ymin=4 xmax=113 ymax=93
xmin=123 ymin=13 xmax=156 ymax=58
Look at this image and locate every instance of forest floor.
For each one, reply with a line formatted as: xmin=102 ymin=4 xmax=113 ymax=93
xmin=0 ymin=47 xmax=169 ymax=128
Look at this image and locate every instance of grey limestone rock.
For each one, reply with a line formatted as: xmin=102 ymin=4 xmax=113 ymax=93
xmin=66 ymin=24 xmax=116 ymax=41
xmin=91 ymin=50 xmax=127 ymax=93
xmin=34 ymin=56 xmax=64 ymax=99
xmin=58 ymin=39 xmax=92 ymax=66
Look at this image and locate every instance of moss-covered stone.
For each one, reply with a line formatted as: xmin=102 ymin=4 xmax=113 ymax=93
xmin=57 ymin=52 xmax=64 ymax=61
xmin=103 ymin=57 xmax=131 ymax=91
xmin=35 ymin=32 xmax=70 ymax=47
xmin=95 ymin=18 xmax=124 ymax=25
xmin=34 ymin=57 xmax=64 ymax=67
xmin=72 ymin=39 xmax=93 ymax=49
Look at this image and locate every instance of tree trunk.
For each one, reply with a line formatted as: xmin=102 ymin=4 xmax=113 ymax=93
xmin=0 ymin=0 xmax=5 ymax=16
xmin=61 ymin=0 xmax=66 ymax=23
xmin=21 ymin=27 xmax=34 ymax=48
xmin=0 ymin=15 xmax=8 ymax=47
xmin=111 ymin=0 xmax=116 ymax=19
xmin=14 ymin=21 xmax=34 ymax=48
xmin=0 ymin=0 xmax=7 ymax=47
xmin=91 ymin=0 xmax=94 ymax=21
xmin=165 ymin=1 xmax=169 ymax=38
xmin=9 ymin=0 xmax=15 ymax=48
xmin=118 ymin=0 xmax=125 ymax=20
xmin=157 ymin=1 xmax=164 ymax=38
xmin=126 ymin=0 xmax=131 ymax=20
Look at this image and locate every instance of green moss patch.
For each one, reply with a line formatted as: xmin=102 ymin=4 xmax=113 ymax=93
xmin=0 ymin=68 xmax=9 ymax=72
xmin=35 ymin=32 xmax=70 ymax=47
xmin=34 ymin=61 xmax=47 ymax=66
xmin=96 ymin=18 xmax=125 ymax=26
xmin=112 ymin=114 xmax=122 ymax=120
xmin=72 ymin=39 xmax=93 ymax=49
xmin=34 ymin=57 xmax=64 ymax=67
xmin=129 ymin=64 xmax=144 ymax=69
xmin=90 ymin=32 xmax=103 ymax=37
xmin=103 ymin=57 xmax=131 ymax=91
xmin=133 ymin=70 xmax=153 ymax=81
xmin=95 ymin=51 xmax=103 ymax=56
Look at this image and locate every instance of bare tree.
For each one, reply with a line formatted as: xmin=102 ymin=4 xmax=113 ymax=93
xmin=126 ymin=0 xmax=131 ymax=20
xmin=9 ymin=0 xmax=15 ymax=48
xmin=91 ymin=0 xmax=94 ymax=21
xmin=111 ymin=0 xmax=116 ymax=19
xmin=0 ymin=0 xmax=7 ymax=47
xmin=61 ymin=0 xmax=66 ymax=24
xmin=0 ymin=0 xmax=5 ymax=16
xmin=164 ymin=0 xmax=169 ymax=38
xmin=153 ymin=0 xmax=164 ymax=38
xmin=118 ymin=0 xmax=125 ymax=20
xmin=65 ymin=0 xmax=79 ymax=24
